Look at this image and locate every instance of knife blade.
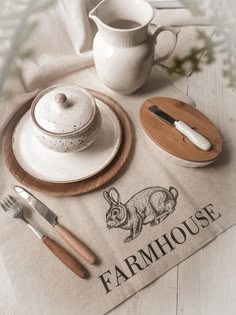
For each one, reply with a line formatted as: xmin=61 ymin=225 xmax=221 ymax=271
xmin=14 ymin=186 xmax=96 ymax=265
xmin=149 ymin=105 xmax=176 ymax=125
xmin=14 ymin=186 xmax=58 ymax=225
xmin=148 ymin=105 xmax=212 ymax=151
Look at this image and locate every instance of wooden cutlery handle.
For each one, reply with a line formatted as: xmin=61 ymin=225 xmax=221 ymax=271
xmin=42 ymin=236 xmax=87 ymax=279
xmin=55 ymin=224 xmax=96 ymax=265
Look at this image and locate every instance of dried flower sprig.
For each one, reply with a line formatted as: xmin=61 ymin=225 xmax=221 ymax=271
xmin=170 ymin=0 xmax=236 ymax=87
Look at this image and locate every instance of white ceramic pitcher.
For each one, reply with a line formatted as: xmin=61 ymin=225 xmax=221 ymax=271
xmin=89 ymin=0 xmax=179 ymax=95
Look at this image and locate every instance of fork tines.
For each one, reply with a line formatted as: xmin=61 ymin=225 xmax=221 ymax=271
xmin=0 ymin=195 xmax=17 ymax=211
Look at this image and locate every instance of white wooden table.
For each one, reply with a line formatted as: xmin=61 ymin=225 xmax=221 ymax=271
xmin=1 ymin=7 xmax=236 ymax=315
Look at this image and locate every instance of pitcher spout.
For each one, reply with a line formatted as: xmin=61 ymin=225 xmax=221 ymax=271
xmin=88 ymin=8 xmax=99 ymax=25
xmin=89 ymin=0 xmax=154 ymax=32
xmin=89 ymin=0 xmax=171 ymax=95
xmin=88 ymin=1 xmax=106 ymax=30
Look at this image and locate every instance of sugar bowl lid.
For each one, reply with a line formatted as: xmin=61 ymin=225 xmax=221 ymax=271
xmin=31 ymin=84 xmax=96 ymax=135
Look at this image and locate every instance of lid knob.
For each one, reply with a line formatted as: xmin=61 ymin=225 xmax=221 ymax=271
xmin=55 ymin=93 xmax=67 ymax=104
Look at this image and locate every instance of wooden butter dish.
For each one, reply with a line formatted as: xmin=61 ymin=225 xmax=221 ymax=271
xmin=139 ymin=97 xmax=222 ymax=167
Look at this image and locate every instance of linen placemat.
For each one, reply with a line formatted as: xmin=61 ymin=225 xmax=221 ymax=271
xmin=1 ymin=65 xmax=236 ymax=314
xmin=0 ymin=1 xmax=235 ymax=314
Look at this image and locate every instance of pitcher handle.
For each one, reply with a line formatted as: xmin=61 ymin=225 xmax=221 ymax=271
xmin=152 ymin=26 xmax=179 ymax=64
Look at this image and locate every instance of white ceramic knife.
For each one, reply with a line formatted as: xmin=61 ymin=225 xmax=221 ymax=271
xmin=14 ymin=186 xmax=96 ymax=265
xmin=148 ymin=105 xmax=212 ymax=151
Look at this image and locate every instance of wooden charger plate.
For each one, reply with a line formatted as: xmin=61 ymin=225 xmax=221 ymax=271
xmin=2 ymin=90 xmax=132 ymax=196
xmin=140 ymin=97 xmax=222 ymax=167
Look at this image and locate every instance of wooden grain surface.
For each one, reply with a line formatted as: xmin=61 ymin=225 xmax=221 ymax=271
xmin=54 ymin=224 xmax=97 ymax=265
xmin=1 ymin=90 xmax=133 ymax=196
xmin=42 ymin=236 xmax=88 ymax=279
xmin=140 ymin=96 xmax=222 ymax=163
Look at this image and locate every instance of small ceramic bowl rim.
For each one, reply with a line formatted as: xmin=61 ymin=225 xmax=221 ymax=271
xmin=31 ymin=83 xmax=97 ymax=137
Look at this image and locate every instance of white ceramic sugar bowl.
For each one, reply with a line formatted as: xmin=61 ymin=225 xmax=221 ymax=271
xmin=31 ymin=84 xmax=101 ymax=153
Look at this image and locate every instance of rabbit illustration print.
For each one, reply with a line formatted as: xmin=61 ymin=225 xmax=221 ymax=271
xmin=104 ymin=186 xmax=179 ymax=243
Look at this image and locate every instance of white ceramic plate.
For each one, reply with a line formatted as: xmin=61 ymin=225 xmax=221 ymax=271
xmin=12 ymin=100 xmax=122 ymax=183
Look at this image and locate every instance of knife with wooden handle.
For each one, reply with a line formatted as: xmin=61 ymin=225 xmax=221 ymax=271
xmin=14 ymin=186 xmax=97 ymax=265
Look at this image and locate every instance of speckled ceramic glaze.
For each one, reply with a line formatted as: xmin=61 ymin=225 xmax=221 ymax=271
xmin=31 ymin=84 xmax=101 ymax=153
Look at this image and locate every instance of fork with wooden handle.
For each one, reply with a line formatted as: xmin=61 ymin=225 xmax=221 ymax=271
xmin=14 ymin=186 xmax=97 ymax=265
xmin=0 ymin=196 xmax=88 ymax=279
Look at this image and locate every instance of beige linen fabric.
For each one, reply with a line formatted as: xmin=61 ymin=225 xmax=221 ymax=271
xmin=0 ymin=1 xmax=235 ymax=315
